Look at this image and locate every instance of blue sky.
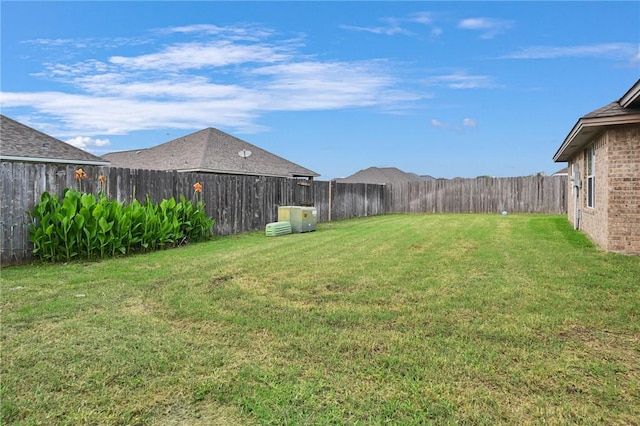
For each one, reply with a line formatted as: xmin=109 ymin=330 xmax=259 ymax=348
xmin=1 ymin=1 xmax=638 ymax=179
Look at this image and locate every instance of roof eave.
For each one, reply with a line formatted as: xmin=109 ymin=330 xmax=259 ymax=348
xmin=553 ymin=113 xmax=640 ymax=162
xmin=291 ymin=172 xmax=320 ymax=178
xmin=177 ymin=167 xmax=318 ymax=178
xmin=0 ymin=155 xmax=111 ymax=166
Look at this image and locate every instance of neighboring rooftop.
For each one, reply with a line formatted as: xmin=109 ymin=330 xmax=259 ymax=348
xmin=102 ymin=127 xmax=319 ymax=178
xmin=552 ymin=167 xmax=568 ymax=176
xmin=0 ymin=115 xmax=109 ymax=166
xmin=335 ymin=167 xmax=436 ymax=185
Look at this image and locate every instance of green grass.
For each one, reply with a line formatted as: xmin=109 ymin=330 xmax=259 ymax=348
xmin=1 ymin=214 xmax=639 ymax=425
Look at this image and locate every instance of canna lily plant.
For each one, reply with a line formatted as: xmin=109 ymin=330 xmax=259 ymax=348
xmin=75 ymin=168 xmax=88 ymax=192
xmin=98 ymin=174 xmax=107 ymax=197
xmin=193 ymin=182 xmax=202 ymax=203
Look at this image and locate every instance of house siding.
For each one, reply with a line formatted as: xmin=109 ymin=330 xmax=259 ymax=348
xmin=607 ymin=125 xmax=640 ymax=254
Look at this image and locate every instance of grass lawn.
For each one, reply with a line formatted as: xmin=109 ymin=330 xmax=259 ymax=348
xmin=1 ymin=214 xmax=639 ymax=425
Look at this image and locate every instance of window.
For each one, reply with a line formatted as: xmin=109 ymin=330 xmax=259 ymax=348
xmin=586 ymin=145 xmax=595 ymax=208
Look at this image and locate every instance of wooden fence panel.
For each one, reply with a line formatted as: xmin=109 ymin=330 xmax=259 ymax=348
xmin=386 ymin=176 xmax=567 ymax=214
xmin=312 ymin=181 xmax=329 ymax=222
xmin=0 ymin=161 xmax=567 ymax=264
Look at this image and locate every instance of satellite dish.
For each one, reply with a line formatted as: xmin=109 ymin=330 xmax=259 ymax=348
xmin=238 ymin=149 xmax=252 ymax=159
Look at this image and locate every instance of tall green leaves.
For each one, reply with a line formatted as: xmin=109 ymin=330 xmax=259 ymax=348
xmin=28 ymin=189 xmax=215 ymax=262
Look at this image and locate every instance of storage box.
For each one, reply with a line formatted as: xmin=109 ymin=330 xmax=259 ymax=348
xmin=265 ymin=221 xmax=292 ymax=237
xmin=277 ymin=206 xmax=317 ymax=233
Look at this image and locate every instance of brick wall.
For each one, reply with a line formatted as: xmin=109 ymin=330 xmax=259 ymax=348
xmin=578 ymin=133 xmax=609 ymax=250
xmin=567 ymin=125 xmax=640 ymax=254
xmin=607 ymin=124 xmax=640 ymax=254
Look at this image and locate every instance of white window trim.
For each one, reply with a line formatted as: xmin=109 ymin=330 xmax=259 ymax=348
xmin=586 ymin=145 xmax=595 ymax=209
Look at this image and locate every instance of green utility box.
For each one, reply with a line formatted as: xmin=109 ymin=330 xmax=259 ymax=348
xmin=265 ymin=221 xmax=292 ymax=237
xmin=278 ymin=206 xmax=317 ymax=233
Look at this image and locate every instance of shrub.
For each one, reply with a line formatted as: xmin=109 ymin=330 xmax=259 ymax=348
xmin=28 ymin=189 xmax=215 ymax=262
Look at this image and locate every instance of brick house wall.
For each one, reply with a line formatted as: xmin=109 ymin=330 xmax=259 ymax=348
xmin=607 ymin=124 xmax=640 ymax=254
xmin=567 ymin=125 xmax=640 ymax=254
xmin=571 ymin=133 xmax=609 ymax=250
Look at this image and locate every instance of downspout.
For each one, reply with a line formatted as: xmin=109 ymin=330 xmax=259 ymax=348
xmin=328 ymin=180 xmax=333 ymax=222
xmin=571 ymin=163 xmax=582 ymax=230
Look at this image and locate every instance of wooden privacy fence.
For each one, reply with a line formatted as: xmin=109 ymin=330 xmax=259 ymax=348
xmin=386 ymin=176 xmax=568 ymax=214
xmin=0 ymin=161 xmax=567 ymax=263
xmin=0 ymin=162 xmax=386 ymax=263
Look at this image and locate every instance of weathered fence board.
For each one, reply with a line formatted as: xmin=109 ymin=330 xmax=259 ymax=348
xmin=387 ymin=176 xmax=567 ymax=214
xmin=0 ymin=161 xmax=567 ymax=264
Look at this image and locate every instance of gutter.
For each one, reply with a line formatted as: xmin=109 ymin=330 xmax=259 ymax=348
xmin=177 ymin=167 xmax=318 ymax=179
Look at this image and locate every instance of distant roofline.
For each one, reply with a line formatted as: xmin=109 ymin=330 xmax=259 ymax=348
xmin=178 ymin=167 xmax=317 ymax=178
xmin=0 ymin=155 xmax=110 ymax=166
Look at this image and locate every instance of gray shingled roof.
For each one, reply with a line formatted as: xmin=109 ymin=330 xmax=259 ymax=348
xmin=553 ymin=79 xmax=640 ymax=162
xmin=0 ymin=115 xmax=109 ymax=165
xmin=335 ymin=167 xmax=436 ymax=185
xmin=102 ymin=128 xmax=319 ymax=178
xmin=582 ymin=101 xmax=629 ymax=119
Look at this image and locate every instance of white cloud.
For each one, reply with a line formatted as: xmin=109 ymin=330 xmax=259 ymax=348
xmin=66 ymin=136 xmax=111 ymax=149
xmin=340 ymin=22 xmax=414 ymax=37
xmin=89 ymin=77 xmax=248 ymax=100
xmin=502 ymin=43 xmax=639 ymax=60
xmin=458 ymin=18 xmax=492 ymax=30
xmin=1 ymin=90 xmax=266 ymax=135
xmin=458 ymin=17 xmax=513 ymax=39
xmin=341 ymin=11 xmax=437 ymax=37
xmin=409 ymin=12 xmax=433 ymax=25
xmin=423 ymin=72 xmax=497 ymax=89
xmin=2 ymin=57 xmax=419 ymax=135
xmin=24 ymin=38 xmax=88 ymax=48
xmin=2 ymin=23 xmax=428 ymax=137
xmin=38 ymin=59 xmax=111 ymax=80
xmin=23 ymin=36 xmax=152 ymax=58
xmin=430 ymin=118 xmax=477 ymax=132
xmin=463 ymin=118 xmax=476 ymax=129
xmin=163 ymin=24 xmax=225 ymax=35
xmin=109 ymin=41 xmax=292 ymax=70
xmin=161 ymin=24 xmax=275 ymax=41
xmin=251 ymin=61 xmax=406 ymax=109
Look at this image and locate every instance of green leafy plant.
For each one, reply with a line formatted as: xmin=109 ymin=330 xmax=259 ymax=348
xmin=28 ymin=189 xmax=215 ymax=262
